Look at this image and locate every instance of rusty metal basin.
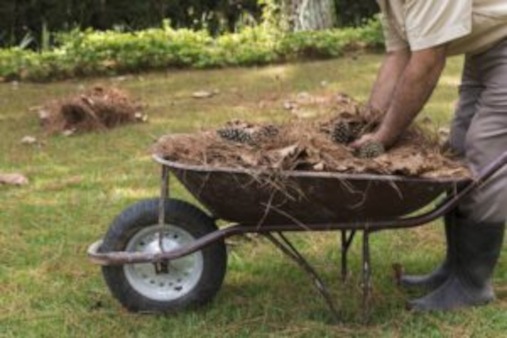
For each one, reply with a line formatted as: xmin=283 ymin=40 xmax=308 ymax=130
xmin=158 ymin=158 xmax=470 ymax=227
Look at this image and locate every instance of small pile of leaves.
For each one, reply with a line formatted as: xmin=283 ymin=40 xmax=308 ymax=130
xmin=37 ymin=86 xmax=147 ymax=135
xmin=152 ymin=93 xmax=470 ymax=179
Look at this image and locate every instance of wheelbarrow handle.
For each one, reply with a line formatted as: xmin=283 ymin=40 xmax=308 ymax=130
xmin=379 ymin=149 xmax=507 ymax=231
xmin=477 ymin=150 xmax=507 ymax=181
xmin=447 ymin=149 xmax=507 ymax=208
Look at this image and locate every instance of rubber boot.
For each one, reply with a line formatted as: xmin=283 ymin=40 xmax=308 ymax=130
xmin=400 ymin=211 xmax=456 ymax=290
xmin=408 ymin=220 xmax=505 ymax=311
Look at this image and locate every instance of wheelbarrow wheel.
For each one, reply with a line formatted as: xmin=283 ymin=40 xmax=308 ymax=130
xmin=100 ymin=198 xmax=227 ymax=313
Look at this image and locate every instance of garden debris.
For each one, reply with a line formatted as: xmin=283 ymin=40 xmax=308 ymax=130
xmin=282 ymin=92 xmax=384 ymax=121
xmin=37 ymin=86 xmax=146 ymax=134
xmin=192 ymin=90 xmax=219 ymax=99
xmin=282 ymin=91 xmax=334 ymax=118
xmin=0 ymin=173 xmax=29 ymax=186
xmin=438 ymin=127 xmax=450 ymax=146
xmin=153 ymin=93 xmax=471 ymax=179
xmin=20 ymin=135 xmax=37 ymax=145
xmin=62 ymin=129 xmax=76 ymax=137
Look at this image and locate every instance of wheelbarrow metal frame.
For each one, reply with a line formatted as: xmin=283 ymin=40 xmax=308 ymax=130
xmin=88 ymin=150 xmax=507 ymax=321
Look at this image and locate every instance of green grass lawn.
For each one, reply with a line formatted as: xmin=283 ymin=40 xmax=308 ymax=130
xmin=1 ymin=54 xmax=506 ymax=337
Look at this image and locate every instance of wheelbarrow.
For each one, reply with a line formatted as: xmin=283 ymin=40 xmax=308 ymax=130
xmin=87 ymin=150 xmax=507 ymax=321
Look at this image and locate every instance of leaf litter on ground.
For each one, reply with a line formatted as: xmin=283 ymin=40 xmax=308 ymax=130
xmin=36 ymin=85 xmax=147 ymax=135
xmin=0 ymin=173 xmax=29 ymax=186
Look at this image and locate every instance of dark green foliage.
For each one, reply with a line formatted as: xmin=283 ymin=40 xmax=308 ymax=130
xmin=335 ymin=0 xmax=380 ymax=27
xmin=0 ymin=1 xmax=379 ymax=49
xmin=0 ymin=0 xmax=261 ymax=49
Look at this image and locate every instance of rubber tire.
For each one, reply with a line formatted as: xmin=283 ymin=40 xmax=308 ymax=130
xmin=100 ymin=198 xmax=227 ymax=313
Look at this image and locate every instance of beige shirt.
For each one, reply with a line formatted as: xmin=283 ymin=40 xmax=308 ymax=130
xmin=377 ymin=0 xmax=507 ymax=55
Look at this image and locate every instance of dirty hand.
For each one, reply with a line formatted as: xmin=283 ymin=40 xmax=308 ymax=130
xmin=349 ymin=133 xmax=386 ymax=159
xmin=350 ymin=133 xmax=383 ymax=150
xmin=351 ymin=123 xmax=400 ymax=151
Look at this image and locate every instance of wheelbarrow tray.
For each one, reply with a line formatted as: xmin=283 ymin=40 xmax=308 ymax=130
xmin=161 ymin=158 xmax=470 ymax=227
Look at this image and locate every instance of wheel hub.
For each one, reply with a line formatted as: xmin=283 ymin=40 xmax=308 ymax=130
xmin=123 ymin=225 xmax=204 ymax=301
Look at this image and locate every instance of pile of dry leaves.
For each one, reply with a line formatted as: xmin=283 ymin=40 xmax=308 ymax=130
xmin=36 ymin=86 xmax=147 ymax=135
xmin=153 ymin=93 xmax=470 ymax=179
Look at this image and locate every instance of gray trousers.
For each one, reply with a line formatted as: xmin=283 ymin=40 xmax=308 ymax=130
xmin=450 ymin=39 xmax=507 ymax=224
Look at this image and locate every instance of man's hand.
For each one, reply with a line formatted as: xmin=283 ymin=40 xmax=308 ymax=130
xmin=350 ymin=132 xmax=381 ymax=150
xmin=363 ymin=45 xmax=447 ymax=150
xmin=349 ymin=132 xmax=387 ymax=158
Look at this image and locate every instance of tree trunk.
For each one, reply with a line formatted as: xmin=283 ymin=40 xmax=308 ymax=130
xmin=285 ymin=0 xmax=336 ymax=31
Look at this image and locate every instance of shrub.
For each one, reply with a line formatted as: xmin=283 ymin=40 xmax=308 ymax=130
xmin=0 ymin=19 xmax=384 ymax=82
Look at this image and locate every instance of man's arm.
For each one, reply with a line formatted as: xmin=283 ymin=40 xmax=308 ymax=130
xmin=368 ymin=49 xmax=411 ymax=114
xmin=355 ymin=45 xmax=447 ymax=149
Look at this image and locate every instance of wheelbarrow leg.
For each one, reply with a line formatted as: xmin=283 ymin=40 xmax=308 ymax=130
xmin=362 ymin=230 xmax=372 ymax=321
xmin=340 ymin=230 xmax=356 ymax=282
xmin=158 ymin=165 xmax=170 ymax=254
xmin=265 ymin=232 xmax=341 ymax=323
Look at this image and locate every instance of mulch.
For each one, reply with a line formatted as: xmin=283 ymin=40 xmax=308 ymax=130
xmin=153 ymin=93 xmax=470 ymax=179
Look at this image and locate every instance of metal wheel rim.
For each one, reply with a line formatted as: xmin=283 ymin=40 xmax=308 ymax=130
xmin=124 ymin=224 xmax=204 ymax=301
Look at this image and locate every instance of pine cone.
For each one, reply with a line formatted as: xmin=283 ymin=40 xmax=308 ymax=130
xmin=331 ymin=121 xmax=351 ymax=144
xmin=357 ymin=141 xmax=385 ymax=159
xmin=217 ymin=128 xmax=254 ymax=145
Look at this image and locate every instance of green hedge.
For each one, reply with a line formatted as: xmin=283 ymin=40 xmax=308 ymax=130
xmin=0 ymin=19 xmax=383 ymax=82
